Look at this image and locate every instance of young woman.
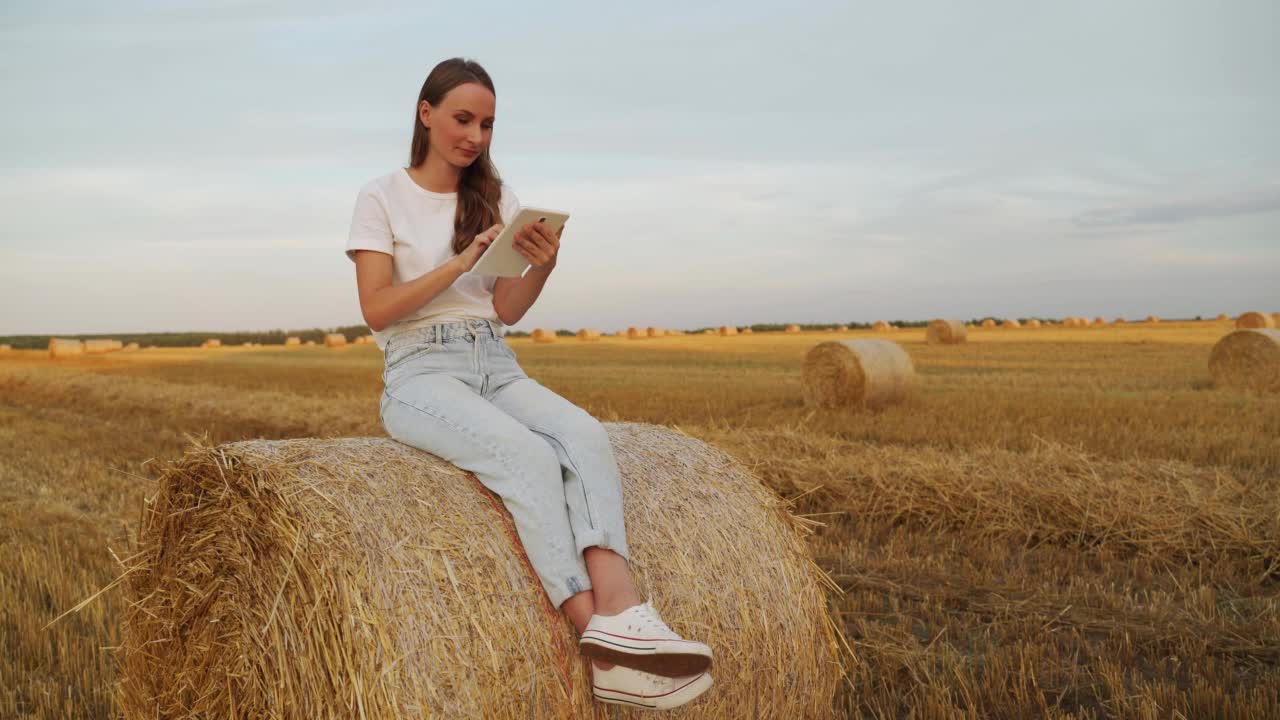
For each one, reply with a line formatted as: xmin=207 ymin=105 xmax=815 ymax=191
xmin=344 ymin=57 xmax=713 ymax=711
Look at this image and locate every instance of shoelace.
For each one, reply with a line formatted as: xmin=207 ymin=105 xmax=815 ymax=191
xmin=631 ymin=602 xmax=674 ymax=637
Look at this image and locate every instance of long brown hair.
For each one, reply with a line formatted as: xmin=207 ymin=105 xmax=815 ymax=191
xmin=409 ymin=58 xmax=505 ymax=256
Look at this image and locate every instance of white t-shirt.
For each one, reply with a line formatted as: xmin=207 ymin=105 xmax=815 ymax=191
xmin=345 ymin=167 xmax=520 ymax=350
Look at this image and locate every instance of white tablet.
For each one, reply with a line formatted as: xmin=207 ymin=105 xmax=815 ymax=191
xmin=468 ymin=206 xmax=571 ymax=277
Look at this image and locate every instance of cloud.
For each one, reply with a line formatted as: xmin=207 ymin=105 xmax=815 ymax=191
xmin=1073 ymin=186 xmax=1280 ymax=227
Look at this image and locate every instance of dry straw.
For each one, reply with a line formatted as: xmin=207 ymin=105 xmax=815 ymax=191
xmin=125 ymin=342 xmax=140 ymax=351
xmin=925 ymin=319 xmax=967 ymax=345
xmin=837 ymin=325 xmax=848 ymax=332
xmin=1092 ymin=316 xmax=1107 ymax=326
xmin=785 ymin=324 xmax=801 ymax=333
xmin=48 ymin=337 xmax=84 ymax=358
xmin=646 ymin=327 xmax=664 ymax=338
xmin=115 ymin=425 xmax=843 ymax=719
xmin=1216 ymin=313 xmax=1230 ymax=322
xmin=1002 ymin=318 xmax=1021 ymax=329
xmin=1024 ymin=318 xmax=1042 ymax=328
xmin=801 ymin=339 xmax=917 ymax=410
xmin=980 ymin=319 xmax=996 ymax=328
xmin=1208 ymin=328 xmax=1280 ymax=394
xmin=285 ymin=336 xmax=302 ymax=346
xmin=1273 ymin=312 xmax=1280 ymax=326
xmin=304 ymin=340 xmax=317 ymax=346
xmin=324 ymin=333 xmax=347 ymax=348
xmin=576 ymin=329 xmax=601 ymax=341
xmin=626 ymin=327 xmax=642 ymax=340
xmin=0 ymin=343 xmax=12 ymax=353
xmin=741 ymin=327 xmax=754 ymax=334
xmin=871 ymin=321 xmax=890 ymax=332
xmin=83 ymin=339 xmax=121 ymax=353
xmin=718 ymin=326 xmax=738 ymax=336
xmin=1146 ymin=315 xmax=1161 ymax=323
xmin=203 ymin=338 xmax=222 ymax=348
xmin=532 ymin=328 xmax=556 ymax=343
xmin=1235 ymin=311 xmax=1275 ymax=329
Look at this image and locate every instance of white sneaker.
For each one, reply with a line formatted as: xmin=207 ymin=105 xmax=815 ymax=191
xmin=591 ymin=662 xmax=713 ymax=711
xmin=579 ymin=600 xmax=713 ymax=677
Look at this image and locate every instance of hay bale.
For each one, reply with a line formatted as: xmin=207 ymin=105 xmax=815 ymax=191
xmin=718 ymin=325 xmax=738 ymax=336
xmin=117 ymin=427 xmax=841 ymax=719
xmin=531 ymin=328 xmax=556 ymax=343
xmin=1273 ymin=312 xmax=1280 ymax=327
xmin=1235 ymin=311 xmax=1275 ymax=329
xmin=285 ymin=336 xmax=302 ymax=346
xmin=626 ymin=327 xmax=643 ymax=340
xmin=304 ymin=340 xmax=316 ymax=346
xmin=801 ymin=339 xmax=917 ymax=410
xmin=1093 ymin=317 xmax=1107 ymax=327
xmin=84 ymin=339 xmax=120 ymax=354
xmin=0 ymin=343 xmax=11 ymax=353
xmin=48 ymin=337 xmax=84 ymax=358
xmin=203 ymin=338 xmax=222 ymax=348
xmin=871 ymin=321 xmax=890 ymax=332
xmin=576 ymin=329 xmax=601 ymax=341
xmin=1001 ymin=319 xmax=1020 ymax=329
xmin=646 ymin=327 xmax=664 ymax=338
xmin=1114 ymin=317 xmax=1127 ymax=326
xmin=784 ymin=324 xmax=801 ymax=333
xmin=980 ymin=319 xmax=996 ymax=328
xmin=324 ymin=333 xmax=347 ymax=348
xmin=1208 ymin=329 xmax=1280 ymax=394
xmin=124 ymin=342 xmax=140 ymax=351
xmin=925 ymin=319 xmax=967 ymax=345
xmin=741 ymin=327 xmax=754 ymax=334
xmin=702 ymin=329 xmax=716 ymax=335
xmin=1145 ymin=315 xmax=1160 ymax=324
xmin=1216 ymin=313 xmax=1229 ymax=322
xmin=1025 ymin=318 xmax=1042 ymax=328
xmin=836 ymin=325 xmax=848 ymax=332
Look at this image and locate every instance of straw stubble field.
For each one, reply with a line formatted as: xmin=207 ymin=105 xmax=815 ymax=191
xmin=2 ymin=321 xmax=1278 ymax=718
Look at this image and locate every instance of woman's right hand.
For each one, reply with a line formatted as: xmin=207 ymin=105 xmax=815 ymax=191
xmin=452 ymin=223 xmax=504 ymax=273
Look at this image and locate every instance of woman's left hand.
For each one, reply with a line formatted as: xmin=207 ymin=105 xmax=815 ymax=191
xmin=513 ymin=220 xmax=564 ymax=271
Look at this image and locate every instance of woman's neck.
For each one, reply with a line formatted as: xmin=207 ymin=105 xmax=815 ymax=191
xmin=407 ymin=155 xmax=461 ymax=194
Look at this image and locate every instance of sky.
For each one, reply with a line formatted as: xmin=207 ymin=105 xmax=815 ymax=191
xmin=2 ymin=0 xmax=1277 ymax=336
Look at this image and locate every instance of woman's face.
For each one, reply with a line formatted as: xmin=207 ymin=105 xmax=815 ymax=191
xmin=423 ymin=82 xmax=495 ymax=167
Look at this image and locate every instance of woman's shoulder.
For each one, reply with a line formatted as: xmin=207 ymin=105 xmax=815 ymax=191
xmin=357 ymin=168 xmax=405 ymax=195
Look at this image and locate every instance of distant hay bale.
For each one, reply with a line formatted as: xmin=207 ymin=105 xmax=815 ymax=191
xmin=1208 ymin=329 xmax=1280 ymax=394
xmin=124 ymin=342 xmax=140 ymax=351
xmin=702 ymin=329 xmax=716 ymax=335
xmin=576 ymin=328 xmax=601 ymax=341
xmin=203 ymin=338 xmax=222 ymax=348
xmin=117 ymin=428 xmax=841 ymax=719
xmin=871 ymin=321 xmax=890 ymax=332
xmin=531 ymin=328 xmax=556 ymax=343
xmin=718 ymin=325 xmax=738 ymax=336
xmin=48 ymin=338 xmax=84 ymax=358
xmin=1025 ymin=318 xmax=1042 ymax=328
xmin=1093 ymin=317 xmax=1107 ymax=326
xmin=242 ymin=341 xmax=254 ymax=347
xmin=646 ymin=327 xmax=664 ymax=338
xmin=742 ymin=327 xmax=754 ymax=334
xmin=1145 ymin=315 xmax=1161 ymax=323
xmin=1114 ymin=317 xmax=1127 ymax=326
xmin=1002 ymin=319 xmax=1021 ymax=329
xmin=981 ymin=319 xmax=996 ymax=328
xmin=1216 ymin=313 xmax=1230 ymax=322
xmin=0 ymin=343 xmax=12 ymax=353
xmin=323 ymin=333 xmax=347 ymax=348
xmin=83 ymin=339 xmax=120 ymax=354
xmin=304 ymin=340 xmax=316 ymax=346
xmin=1235 ymin=311 xmax=1275 ymax=329
xmin=837 ymin=325 xmax=848 ymax=332
xmin=801 ymin=339 xmax=917 ymax=410
xmin=285 ymin=337 xmax=301 ymax=346
xmin=626 ymin=327 xmax=642 ymax=340
xmin=785 ymin=324 xmax=801 ymax=333
xmin=925 ymin=319 xmax=967 ymax=345
xmin=1273 ymin=313 xmax=1280 ymax=327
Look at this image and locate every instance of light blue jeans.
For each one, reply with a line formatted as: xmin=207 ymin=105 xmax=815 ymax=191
xmin=379 ymin=317 xmax=631 ymax=608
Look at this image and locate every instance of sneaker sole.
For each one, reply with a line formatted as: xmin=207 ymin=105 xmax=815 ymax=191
xmin=593 ymin=671 xmax=713 ymax=710
xmin=579 ymin=635 xmax=712 ymax=677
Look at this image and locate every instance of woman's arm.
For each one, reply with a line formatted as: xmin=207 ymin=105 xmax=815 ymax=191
xmin=353 ymin=251 xmax=467 ymax=332
xmin=493 ymin=262 xmax=555 ymax=326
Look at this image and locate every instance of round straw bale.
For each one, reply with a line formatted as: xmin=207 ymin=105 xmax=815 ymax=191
xmin=718 ymin=325 xmax=738 ymax=336
xmin=324 ymin=333 xmax=347 ymax=348
xmin=204 ymin=338 xmax=222 ymax=348
xmin=785 ymin=324 xmax=801 ymax=333
xmin=0 ymin=343 xmax=12 ymax=353
xmin=626 ymin=326 xmax=642 ymax=340
xmin=1235 ymin=311 xmax=1275 ymax=329
xmin=83 ymin=339 xmax=119 ymax=354
xmin=980 ymin=318 xmax=995 ymax=328
xmin=646 ymin=326 xmax=663 ymax=337
xmin=1216 ymin=313 xmax=1229 ymax=322
xmin=1114 ymin=317 xmax=1127 ymax=326
xmin=801 ymin=339 xmax=917 ymax=410
xmin=117 ymin=427 xmax=841 ymax=719
xmin=285 ymin=336 xmax=301 ymax=346
xmin=1273 ymin=313 xmax=1280 ymax=326
xmin=304 ymin=340 xmax=316 ymax=346
xmin=48 ymin=338 xmax=84 ymax=358
xmin=576 ymin=328 xmax=601 ymax=341
xmin=242 ymin=341 xmax=254 ymax=347
xmin=1145 ymin=315 xmax=1160 ymax=323
xmin=742 ymin=327 xmax=754 ymax=334
xmin=871 ymin=321 xmax=890 ymax=332
xmin=925 ymin=319 xmax=967 ymax=345
xmin=1025 ymin=318 xmax=1042 ymax=328
xmin=1002 ymin=318 xmax=1020 ymax=328
xmin=531 ymin=328 xmax=556 ymax=343
xmin=1208 ymin=329 xmax=1280 ymax=394
xmin=837 ymin=325 xmax=848 ymax=332
xmin=124 ymin=342 xmax=140 ymax=351
xmin=1092 ymin=317 xmax=1107 ymax=326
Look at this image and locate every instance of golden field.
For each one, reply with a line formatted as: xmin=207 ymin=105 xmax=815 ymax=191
xmin=2 ymin=320 xmax=1278 ymax=718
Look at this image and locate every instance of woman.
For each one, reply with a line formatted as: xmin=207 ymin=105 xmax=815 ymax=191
xmin=344 ymin=57 xmax=712 ymax=711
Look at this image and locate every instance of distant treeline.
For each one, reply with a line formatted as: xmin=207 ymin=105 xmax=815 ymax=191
xmin=0 ymin=316 xmax=1210 ymax=349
